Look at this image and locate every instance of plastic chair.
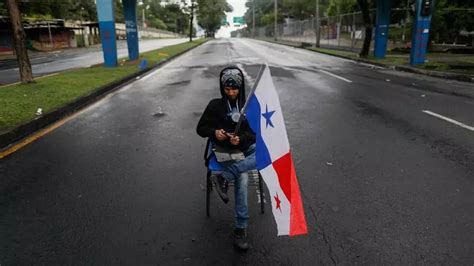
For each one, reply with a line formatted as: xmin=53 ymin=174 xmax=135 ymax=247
xmin=204 ymin=139 xmax=265 ymax=216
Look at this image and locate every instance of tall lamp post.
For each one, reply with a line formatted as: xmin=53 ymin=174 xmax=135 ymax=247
xmin=253 ymin=0 xmax=256 ymax=38
xmin=138 ymin=1 xmax=148 ymax=33
xmin=315 ymin=0 xmax=320 ymax=47
xmin=189 ymin=0 xmax=195 ymax=42
xmin=274 ymin=0 xmax=277 ymax=41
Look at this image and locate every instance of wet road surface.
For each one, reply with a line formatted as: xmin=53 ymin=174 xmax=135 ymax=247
xmin=0 ymin=38 xmax=189 ymax=85
xmin=1 ymin=38 xmax=473 ymax=265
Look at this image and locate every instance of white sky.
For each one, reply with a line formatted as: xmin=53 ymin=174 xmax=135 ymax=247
xmin=215 ymin=0 xmax=248 ymax=38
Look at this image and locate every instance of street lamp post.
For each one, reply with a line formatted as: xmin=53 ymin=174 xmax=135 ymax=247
xmin=189 ymin=0 xmax=195 ymax=42
xmin=253 ymin=0 xmax=256 ymax=38
xmin=274 ymin=0 xmax=277 ymax=41
xmin=315 ymin=0 xmax=320 ymax=47
xmin=142 ymin=7 xmax=145 ymax=29
xmin=402 ymin=0 xmax=409 ymax=41
xmin=138 ymin=1 xmax=147 ymax=31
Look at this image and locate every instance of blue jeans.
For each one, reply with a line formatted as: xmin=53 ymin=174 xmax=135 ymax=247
xmin=221 ymin=144 xmax=256 ymax=229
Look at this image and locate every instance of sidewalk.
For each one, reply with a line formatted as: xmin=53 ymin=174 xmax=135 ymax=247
xmin=257 ymin=37 xmax=474 ymax=83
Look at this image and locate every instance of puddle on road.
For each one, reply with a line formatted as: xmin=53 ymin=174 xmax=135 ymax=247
xmin=166 ymin=80 xmax=191 ymax=86
xmin=153 ymin=112 xmax=166 ymax=118
xmin=269 ymin=66 xmax=296 ymax=78
xmin=153 ymin=107 xmax=167 ymax=118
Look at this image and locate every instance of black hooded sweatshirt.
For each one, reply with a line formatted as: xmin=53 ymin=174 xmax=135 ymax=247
xmin=196 ymin=68 xmax=256 ymax=151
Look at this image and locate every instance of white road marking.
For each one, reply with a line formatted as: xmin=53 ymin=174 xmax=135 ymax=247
xmin=319 ymin=69 xmax=352 ymax=83
xmin=139 ymin=69 xmax=160 ymax=81
xmin=358 ymin=62 xmax=384 ymax=69
xmin=422 ymin=110 xmax=474 ymax=132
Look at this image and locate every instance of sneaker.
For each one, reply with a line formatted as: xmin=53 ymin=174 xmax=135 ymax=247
xmin=210 ymin=174 xmax=229 ymax=203
xmin=234 ymin=228 xmax=249 ymax=251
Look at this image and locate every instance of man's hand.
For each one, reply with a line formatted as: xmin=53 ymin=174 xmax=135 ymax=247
xmin=215 ymin=129 xmax=228 ymax=141
xmin=229 ymin=135 xmax=240 ymax=146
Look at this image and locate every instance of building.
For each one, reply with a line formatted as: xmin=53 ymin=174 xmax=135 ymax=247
xmin=0 ymin=17 xmax=82 ymax=53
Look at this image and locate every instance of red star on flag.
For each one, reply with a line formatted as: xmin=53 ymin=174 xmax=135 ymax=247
xmin=274 ymin=193 xmax=282 ymax=212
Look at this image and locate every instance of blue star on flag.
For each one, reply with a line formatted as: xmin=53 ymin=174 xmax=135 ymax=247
xmin=262 ymin=104 xmax=276 ymax=128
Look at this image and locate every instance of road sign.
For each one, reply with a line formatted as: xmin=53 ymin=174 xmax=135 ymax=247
xmin=221 ymin=17 xmax=227 ymax=26
xmin=233 ymin=17 xmax=245 ymax=24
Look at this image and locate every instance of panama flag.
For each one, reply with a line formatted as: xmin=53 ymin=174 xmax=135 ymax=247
xmin=245 ymin=65 xmax=308 ymax=236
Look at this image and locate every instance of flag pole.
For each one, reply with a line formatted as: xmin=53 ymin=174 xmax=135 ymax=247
xmin=234 ymin=64 xmax=266 ymax=135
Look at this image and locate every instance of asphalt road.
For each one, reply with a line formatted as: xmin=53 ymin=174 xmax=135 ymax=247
xmin=0 ymin=38 xmax=189 ymax=85
xmin=1 ymin=38 xmax=473 ymax=265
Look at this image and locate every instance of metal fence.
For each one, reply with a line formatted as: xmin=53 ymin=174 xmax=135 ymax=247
xmin=247 ymin=9 xmax=473 ymax=52
xmin=252 ymin=11 xmax=383 ymax=52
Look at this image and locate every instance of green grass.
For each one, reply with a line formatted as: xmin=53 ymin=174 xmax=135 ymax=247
xmin=309 ymin=46 xmax=473 ymax=75
xmin=308 ymin=47 xmax=358 ymax=59
xmin=368 ymin=55 xmax=409 ymax=65
xmin=461 ymin=57 xmax=474 ymax=64
xmin=0 ymin=38 xmax=209 ymax=132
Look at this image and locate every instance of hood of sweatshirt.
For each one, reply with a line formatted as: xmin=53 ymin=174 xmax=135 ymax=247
xmin=219 ymin=66 xmax=246 ymax=108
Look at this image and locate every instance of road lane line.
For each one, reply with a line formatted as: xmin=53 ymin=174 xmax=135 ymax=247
xmin=318 ymin=69 xmax=352 ymax=83
xmin=422 ymin=110 xmax=474 ymax=132
xmin=139 ymin=68 xmax=160 ymax=82
xmin=0 ymin=112 xmax=82 ymax=159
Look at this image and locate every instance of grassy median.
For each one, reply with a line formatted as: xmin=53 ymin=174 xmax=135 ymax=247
xmin=308 ymin=46 xmax=474 ymax=75
xmin=0 ymin=38 xmax=208 ymax=132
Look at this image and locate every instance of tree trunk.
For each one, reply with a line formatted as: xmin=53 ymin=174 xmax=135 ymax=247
xmin=5 ymin=0 xmax=33 ymax=83
xmin=357 ymin=0 xmax=372 ymax=58
xmin=189 ymin=3 xmax=194 ymax=42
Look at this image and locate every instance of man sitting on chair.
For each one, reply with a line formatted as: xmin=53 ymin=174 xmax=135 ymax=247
xmin=196 ymin=66 xmax=256 ymax=250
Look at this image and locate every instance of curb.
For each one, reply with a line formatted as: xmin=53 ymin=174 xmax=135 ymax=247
xmin=393 ymin=65 xmax=474 ymax=83
xmin=255 ymin=38 xmax=474 ymax=83
xmin=0 ymin=39 xmax=210 ymax=151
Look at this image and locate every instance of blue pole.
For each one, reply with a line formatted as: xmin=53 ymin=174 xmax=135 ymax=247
xmin=374 ymin=0 xmax=391 ymax=59
xmin=122 ymin=0 xmax=139 ymax=61
xmin=410 ymin=0 xmax=435 ymax=65
xmin=96 ymin=0 xmax=118 ymax=67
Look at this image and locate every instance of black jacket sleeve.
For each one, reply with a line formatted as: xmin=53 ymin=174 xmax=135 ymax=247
xmin=196 ymin=99 xmax=219 ymax=142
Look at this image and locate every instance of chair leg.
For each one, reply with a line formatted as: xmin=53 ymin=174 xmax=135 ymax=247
xmin=258 ymin=172 xmax=265 ymax=214
xmin=206 ymin=171 xmax=211 ymax=217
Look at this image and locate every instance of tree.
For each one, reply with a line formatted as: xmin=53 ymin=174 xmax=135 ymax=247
xmin=19 ymin=0 xmax=71 ymax=19
xmin=189 ymin=1 xmax=196 ymax=41
xmin=0 ymin=2 xmax=8 ymax=16
xmin=197 ymin=0 xmax=232 ymax=37
xmin=357 ymin=0 xmax=373 ymax=57
xmin=326 ymin=0 xmax=358 ymax=16
xmin=244 ymin=0 xmax=273 ymax=32
xmin=155 ymin=3 xmax=188 ymax=33
xmin=431 ymin=0 xmax=474 ymax=44
xmin=260 ymin=13 xmax=284 ymax=26
xmin=68 ymin=0 xmax=98 ymax=22
xmin=5 ymin=0 xmax=34 ymax=83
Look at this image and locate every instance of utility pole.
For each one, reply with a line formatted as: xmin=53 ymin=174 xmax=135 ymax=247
xmin=253 ymin=0 xmax=256 ymax=38
xmin=47 ymin=21 xmax=54 ymax=48
xmin=5 ymin=0 xmax=33 ymax=83
xmin=189 ymin=0 xmax=194 ymax=42
xmin=337 ymin=4 xmax=341 ymax=47
xmin=315 ymin=0 xmax=320 ymax=47
xmin=142 ymin=7 xmax=145 ymax=29
xmin=274 ymin=0 xmax=277 ymax=41
xmin=402 ymin=0 xmax=409 ymax=41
